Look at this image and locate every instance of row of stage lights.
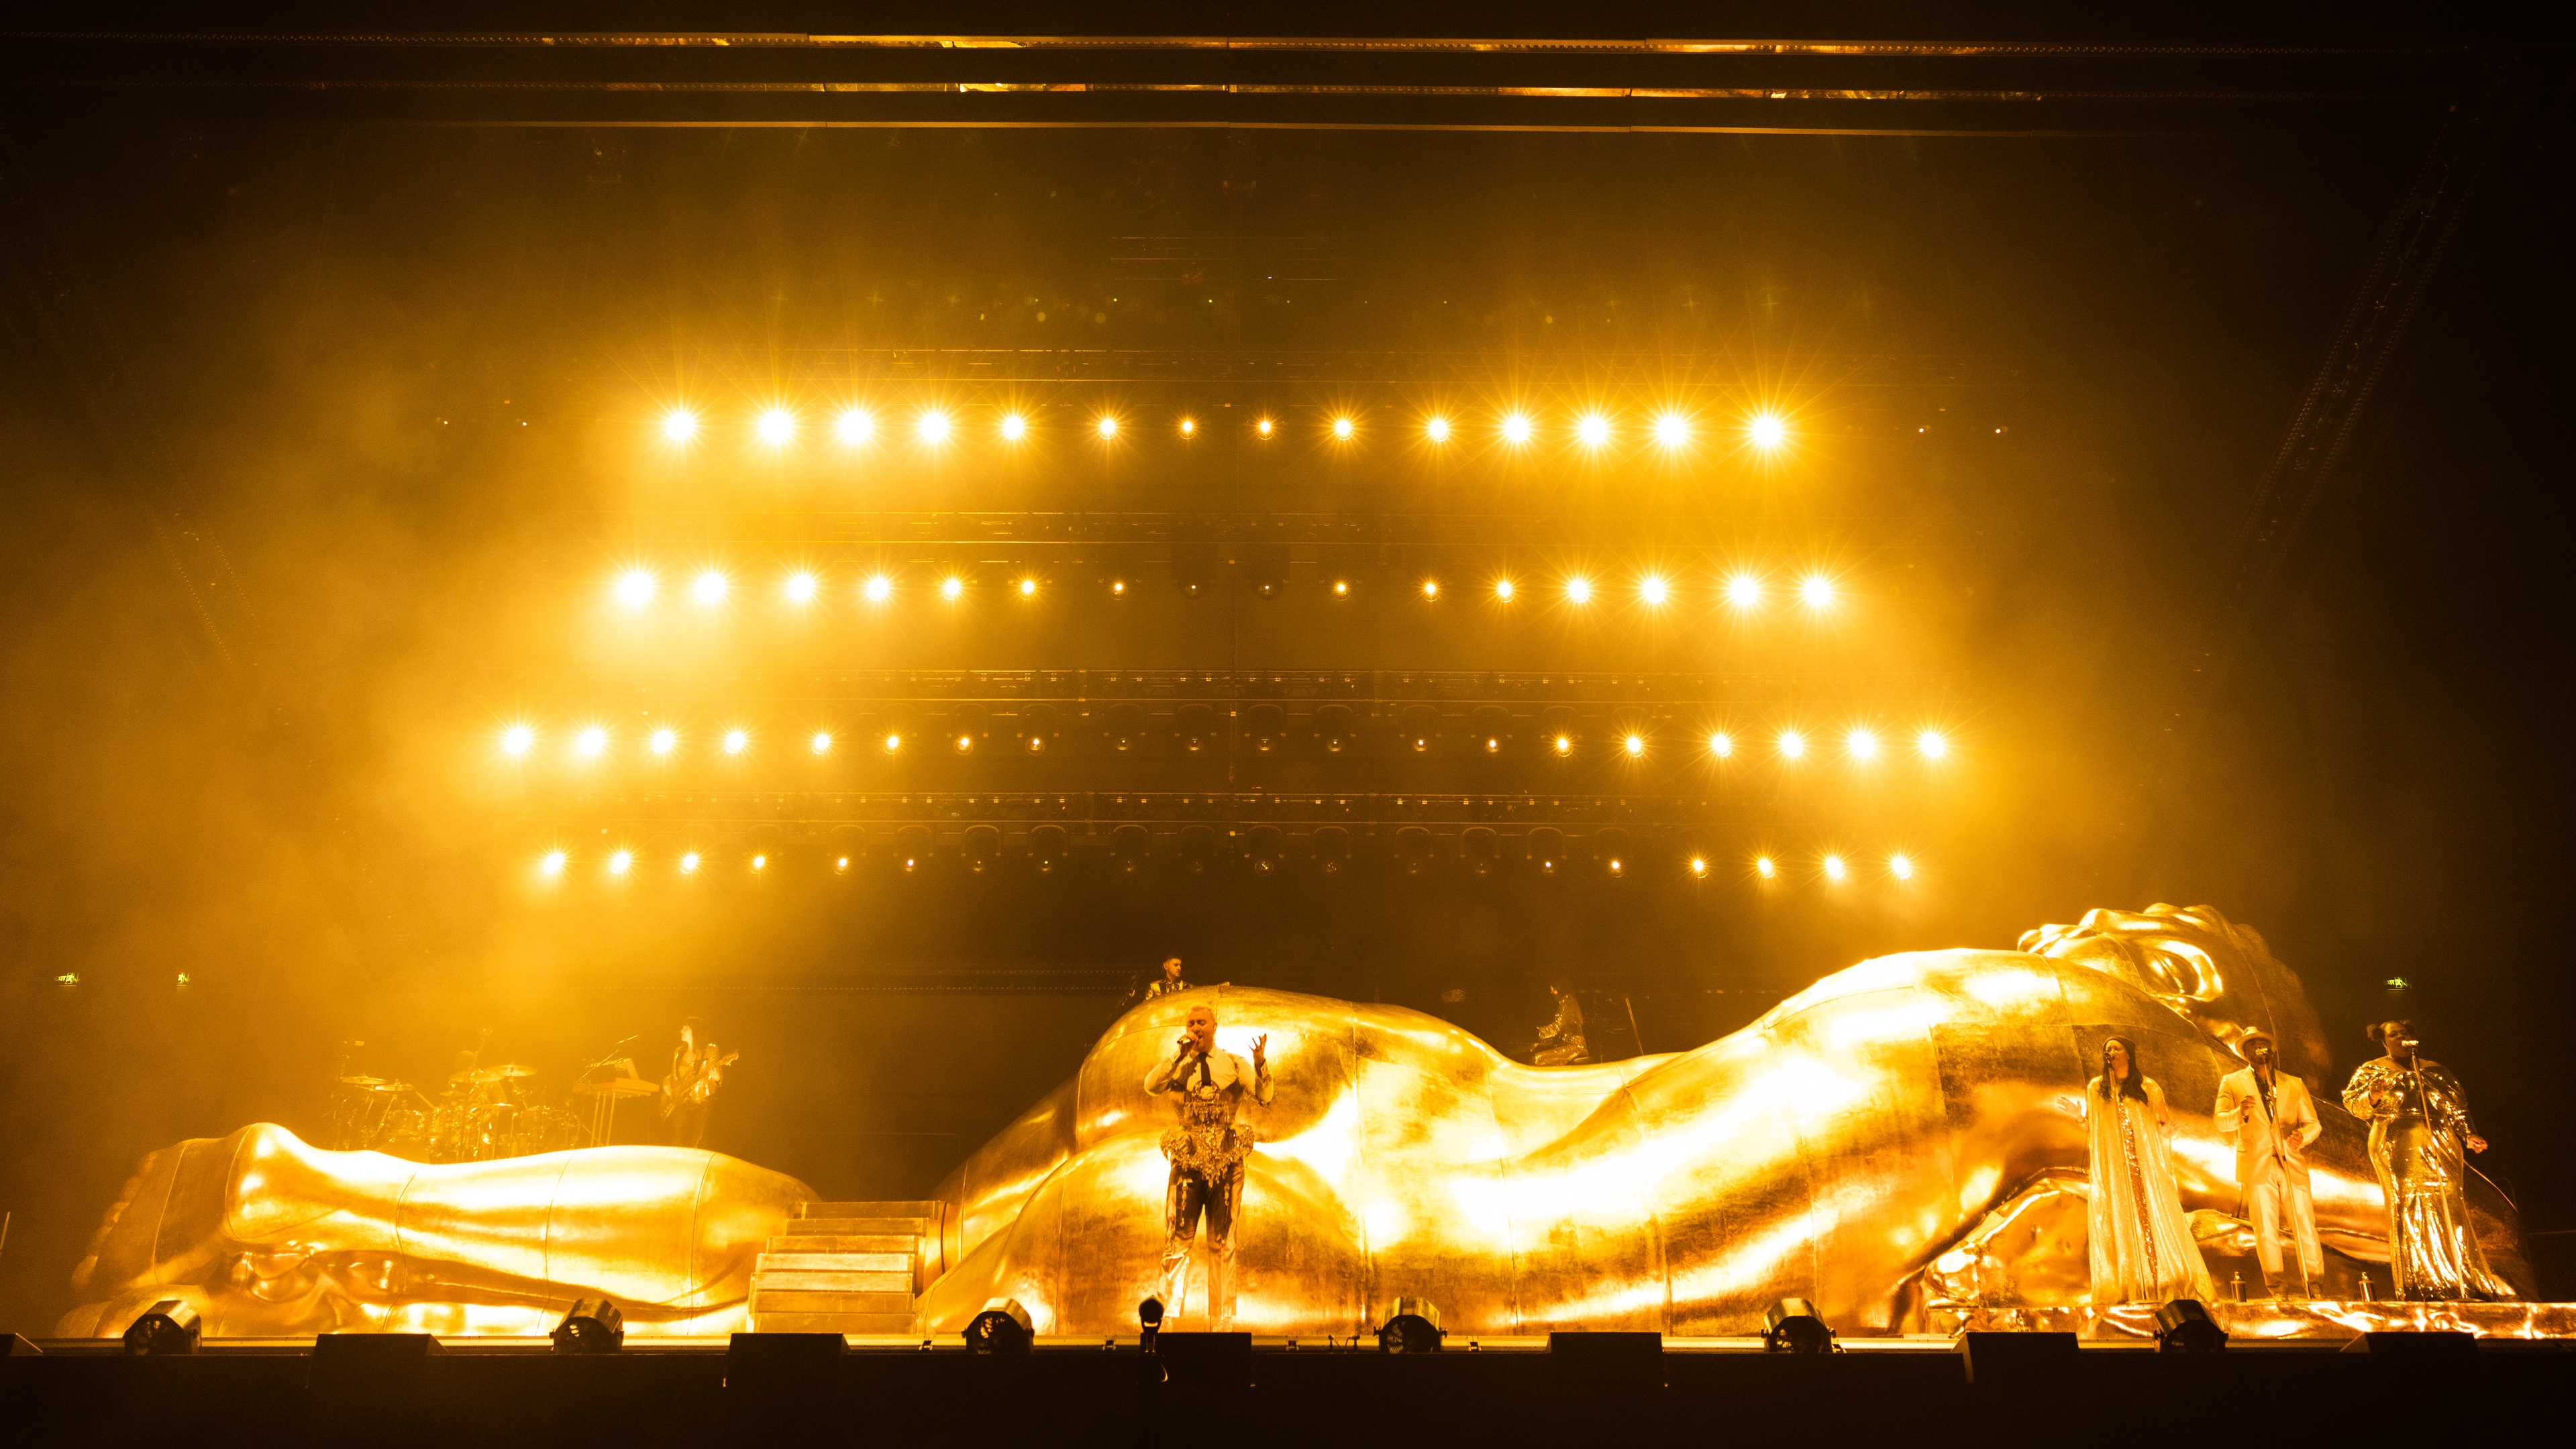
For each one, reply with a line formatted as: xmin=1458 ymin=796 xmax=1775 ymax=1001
xmin=533 ymin=845 xmax=1918 ymax=883
xmin=498 ymin=720 xmax=1951 ymax=764
xmin=607 ymin=564 xmax=1843 ymax=612
xmin=656 ymin=404 xmax=1793 ymax=453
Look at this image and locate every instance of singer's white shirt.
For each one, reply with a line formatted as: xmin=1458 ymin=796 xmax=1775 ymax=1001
xmin=1145 ymin=1048 xmax=1274 ymax=1104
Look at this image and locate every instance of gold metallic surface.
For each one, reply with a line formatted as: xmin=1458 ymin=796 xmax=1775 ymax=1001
xmin=2342 ymin=1054 xmax=2517 ymax=1300
xmin=56 ymin=1123 xmax=811 ymax=1338
xmin=59 ymin=904 xmax=2536 ymax=1340
xmin=922 ymin=904 xmax=2531 ymax=1336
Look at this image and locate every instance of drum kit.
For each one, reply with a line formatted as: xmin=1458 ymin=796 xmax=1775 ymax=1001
xmin=326 ymin=1056 xmax=628 ymax=1163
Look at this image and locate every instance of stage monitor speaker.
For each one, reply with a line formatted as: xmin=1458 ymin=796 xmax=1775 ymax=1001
xmin=1955 ymin=1330 xmax=2079 ymax=1385
xmin=552 ymin=1297 xmax=625 ymax=1354
xmin=2153 ymin=1299 xmax=2227 ymax=1354
xmin=1763 ymin=1298 xmax=1835 ymax=1354
xmin=1376 ymin=1297 xmax=1445 ymax=1353
xmin=725 ymin=1332 xmax=845 ymax=1390
xmin=965 ymin=1297 xmax=1034 ymax=1354
xmin=122 ymin=1300 xmax=201 ymax=1356
xmin=1153 ymin=1332 xmax=1251 ymax=1391
xmin=308 ymin=1332 xmax=440 ymax=1395
xmin=1547 ymin=1330 xmax=1663 ymax=1391
xmin=2340 ymin=1330 xmax=2479 ymax=1356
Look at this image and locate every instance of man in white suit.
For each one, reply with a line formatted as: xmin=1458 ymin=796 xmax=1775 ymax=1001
xmin=2214 ymin=1030 xmax=2324 ymax=1296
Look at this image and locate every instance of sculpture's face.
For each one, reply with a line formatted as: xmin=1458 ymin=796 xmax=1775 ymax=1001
xmin=2019 ymin=904 xmax=2329 ymax=1079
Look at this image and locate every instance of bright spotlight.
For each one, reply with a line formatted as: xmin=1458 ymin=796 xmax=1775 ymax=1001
xmin=692 ymin=570 xmax=727 ymax=605
xmin=836 ymin=407 xmax=874 ymax=445
xmin=575 ymin=726 xmax=607 ymax=759
xmin=608 ymin=849 xmax=632 ymax=876
xmin=615 ymin=568 xmax=656 ymax=608
xmin=1553 ymin=735 xmax=1573 ymax=757
xmin=1622 ymin=734 xmax=1645 ymax=758
xmin=1918 ymin=730 xmax=1949 ymax=760
xmin=1822 ymin=854 xmax=1848 ymax=882
xmin=1332 ymin=580 xmax=1350 ymax=598
xmin=540 ymin=850 xmax=567 ymax=877
xmin=811 ymin=731 xmax=833 ymax=755
xmin=863 ymin=574 xmax=893 ymax=604
xmin=678 ymin=851 xmax=700 ymax=875
xmin=1637 ymin=575 xmax=1669 ymax=606
xmin=1778 ymin=729 xmax=1806 ymax=760
xmin=757 ymin=407 xmax=796 ymax=445
xmin=955 ymin=734 xmax=975 ymax=754
xmin=501 ymin=724 xmax=534 ymax=757
xmin=1332 ymin=416 xmax=1356 ymax=440
xmin=1256 ymin=418 xmax=1275 ymax=438
xmin=750 ymin=854 xmax=767 ymax=873
xmin=1653 ymin=412 xmax=1692 ymax=447
xmin=1847 ymin=728 xmax=1879 ymax=761
xmin=1726 ymin=574 xmax=1763 ymax=608
xmin=1421 ymin=580 xmax=1439 ymax=599
xmin=1800 ymin=574 xmax=1835 ymax=609
xmin=998 ymin=412 xmax=1027 ymax=441
xmin=1179 ymin=418 xmax=1197 ymax=437
xmin=1500 ymin=412 xmax=1533 ymax=444
xmin=1425 ymin=416 xmax=1451 ymax=443
xmin=723 ymin=729 xmax=748 ymax=755
xmin=1564 ymin=576 xmax=1592 ymax=604
xmin=784 ymin=570 xmax=818 ymax=604
xmin=917 ymin=409 xmax=952 ymax=445
xmin=883 ymin=733 xmax=903 ymax=753
xmin=1747 ymin=412 xmax=1788 ymax=449
xmin=1096 ymin=415 xmax=1118 ymax=439
xmin=1709 ymin=731 xmax=1733 ymax=758
xmin=662 ymin=409 xmax=698 ymax=443
xmin=940 ymin=576 xmax=965 ymax=601
xmin=1494 ymin=579 xmax=1516 ymax=602
xmin=835 ymin=856 xmax=851 ymax=872
xmin=649 ymin=727 xmax=676 ymax=755
xmin=1890 ymin=853 xmax=1915 ymax=881
xmin=1755 ymin=855 xmax=1777 ymax=879
xmin=1576 ymin=413 xmax=1610 ymax=447
xmin=1018 ymin=578 xmax=1037 ymax=598
xmin=1689 ymin=857 xmax=1709 ymax=877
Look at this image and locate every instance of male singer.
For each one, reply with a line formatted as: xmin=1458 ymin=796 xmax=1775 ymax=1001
xmin=2214 ymin=1030 xmax=2324 ymax=1296
xmin=1144 ymin=1002 xmax=1272 ymax=1329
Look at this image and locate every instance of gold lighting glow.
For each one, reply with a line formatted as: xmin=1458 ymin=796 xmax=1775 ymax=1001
xmin=649 ymin=728 xmax=676 ymax=755
xmin=1095 ymin=415 xmax=1119 ymax=439
xmin=1576 ymin=413 xmax=1611 ymax=447
xmin=835 ymin=407 xmax=874 ymax=445
xmin=1689 ymin=857 xmax=1709 ymax=877
xmin=1494 ymin=578 xmax=1516 ymax=601
xmin=1637 ymin=574 xmax=1669 ymax=606
xmin=1778 ymin=729 xmax=1806 ymax=760
xmin=1332 ymin=416 xmax=1356 ymax=440
xmin=1111 ymin=580 xmax=1127 ymax=595
xmin=836 ymin=856 xmax=851 ymax=872
xmin=1501 ymin=412 xmax=1533 ymax=443
xmin=1747 ymin=411 xmax=1788 ymax=449
xmin=1918 ymin=729 xmax=1949 ymax=760
xmin=1425 ymin=416 xmax=1451 ymax=443
xmin=723 ymin=729 xmax=748 ymax=755
xmin=864 ymin=574 xmax=893 ymax=604
xmin=956 ymin=735 xmax=974 ymax=754
xmin=1709 ymin=731 xmax=1733 ymax=758
xmin=940 ymin=576 xmax=965 ymax=601
xmin=811 ymin=731 xmax=832 ymax=755
xmin=501 ymin=724 xmax=534 ymax=757
xmin=917 ymin=409 xmax=953 ymax=445
xmin=1890 ymin=853 xmax=1916 ymax=881
xmin=1180 ymin=419 xmax=1196 ymax=437
xmin=1847 ymin=728 xmax=1879 ymax=762
xmin=750 ymin=854 xmax=767 ymax=872
xmin=1256 ymin=418 xmax=1275 ymax=438
xmin=1822 ymin=854 xmax=1849 ymax=881
xmin=1333 ymin=580 xmax=1350 ymax=597
xmin=1653 ymin=412 xmax=1692 ymax=447
xmin=662 ymin=409 xmax=698 ymax=443
xmin=884 ymin=733 xmax=903 ymax=752
xmin=679 ymin=851 xmax=699 ymax=874
xmin=692 ymin=569 xmax=727 ymax=605
xmin=784 ymin=570 xmax=818 ymax=604
xmin=1019 ymin=578 xmax=1038 ymax=598
xmin=575 ymin=726 xmax=608 ymax=759
xmin=1726 ymin=574 xmax=1763 ymax=609
xmin=757 ymin=407 xmax=796 ymax=445
xmin=539 ymin=850 xmax=566 ymax=877
xmin=1800 ymin=574 xmax=1836 ymax=609
xmin=608 ymin=850 xmax=632 ymax=876
xmin=615 ymin=568 xmax=656 ymax=609
xmin=999 ymin=412 xmax=1028 ymax=441
xmin=1421 ymin=580 xmax=1439 ymax=599
xmin=1563 ymin=576 xmax=1593 ymax=604
xmin=1755 ymin=855 xmax=1778 ymax=879
xmin=1623 ymin=733 xmax=1645 ymax=758
xmin=1553 ymin=735 xmax=1573 ymax=756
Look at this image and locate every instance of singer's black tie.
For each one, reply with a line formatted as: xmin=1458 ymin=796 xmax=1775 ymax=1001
xmin=1197 ymin=1053 xmax=1214 ymax=1090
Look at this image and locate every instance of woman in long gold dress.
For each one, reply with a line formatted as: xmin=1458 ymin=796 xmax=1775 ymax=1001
xmin=2084 ymin=1036 xmax=2217 ymax=1304
xmin=2341 ymin=1020 xmax=2515 ymax=1301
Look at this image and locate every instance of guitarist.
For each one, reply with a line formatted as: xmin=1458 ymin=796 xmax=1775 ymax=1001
xmin=661 ymin=1018 xmax=737 ymax=1150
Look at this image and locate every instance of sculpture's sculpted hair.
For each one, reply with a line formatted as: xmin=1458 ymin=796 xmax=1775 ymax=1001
xmin=2020 ymin=902 xmax=2330 ymax=1079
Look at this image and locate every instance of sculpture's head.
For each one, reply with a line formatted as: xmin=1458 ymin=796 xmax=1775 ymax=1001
xmin=2019 ymin=902 xmax=2330 ymax=1081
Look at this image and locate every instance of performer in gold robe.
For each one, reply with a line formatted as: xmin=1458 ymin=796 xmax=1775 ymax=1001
xmin=2083 ymin=1036 xmax=2216 ymax=1305
xmin=2340 ymin=1020 xmax=2515 ymax=1301
xmin=1143 ymin=1002 xmax=1271 ymax=1328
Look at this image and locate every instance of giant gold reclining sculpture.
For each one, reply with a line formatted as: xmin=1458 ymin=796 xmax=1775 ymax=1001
xmin=59 ymin=904 xmax=2531 ymax=1338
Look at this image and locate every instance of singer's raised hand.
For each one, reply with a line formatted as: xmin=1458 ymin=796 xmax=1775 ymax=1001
xmin=1251 ymin=1034 xmax=1269 ymax=1069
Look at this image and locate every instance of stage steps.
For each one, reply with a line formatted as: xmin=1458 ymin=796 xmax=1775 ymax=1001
xmin=748 ymin=1200 xmax=944 ymax=1335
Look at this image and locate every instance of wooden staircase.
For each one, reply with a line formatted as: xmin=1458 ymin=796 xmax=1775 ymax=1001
xmin=748 ymin=1200 xmax=944 ymax=1336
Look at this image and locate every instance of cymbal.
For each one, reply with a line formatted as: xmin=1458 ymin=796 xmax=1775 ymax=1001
xmin=448 ymin=1068 xmax=501 ymax=1086
xmin=488 ymin=1063 xmax=537 ymax=1079
xmin=337 ymin=1075 xmax=392 ymax=1089
xmin=573 ymin=1077 xmax=663 ymax=1098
